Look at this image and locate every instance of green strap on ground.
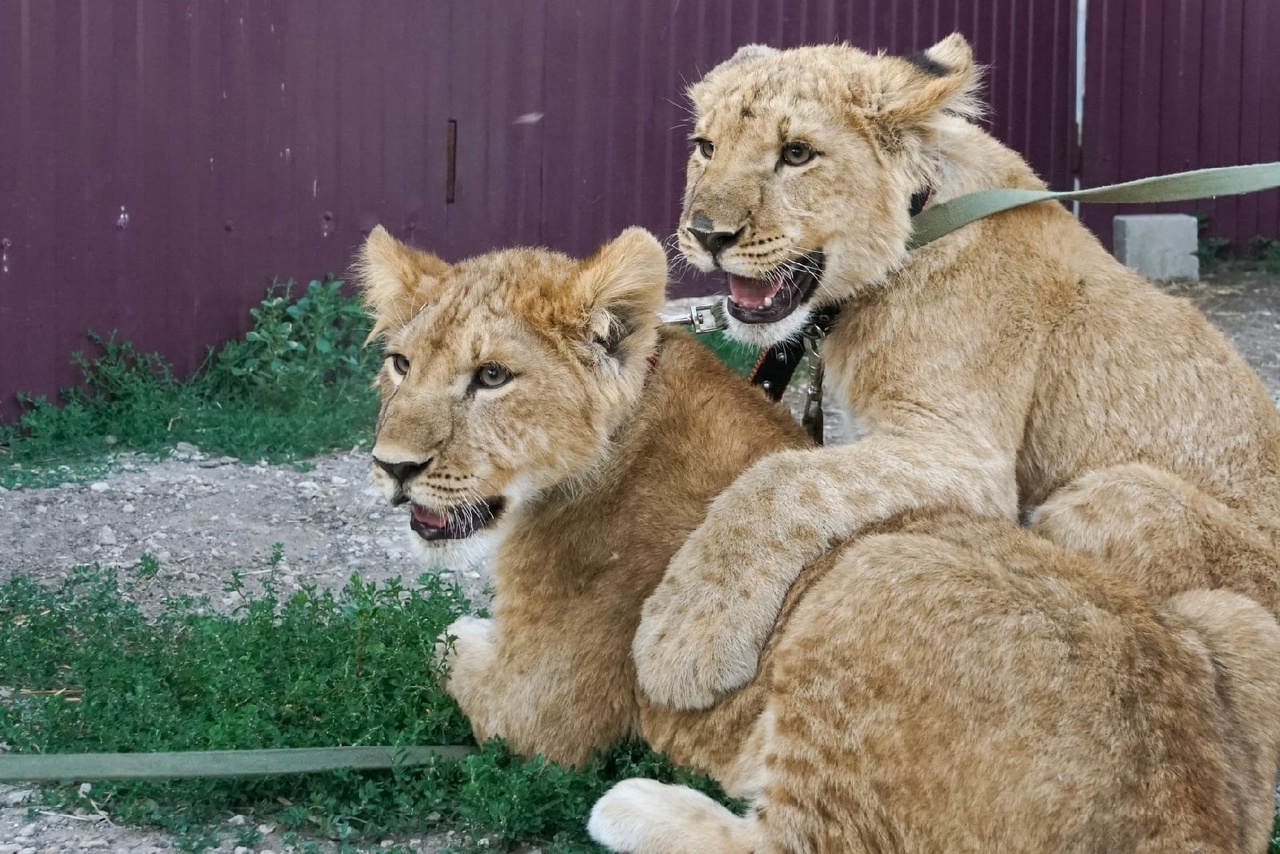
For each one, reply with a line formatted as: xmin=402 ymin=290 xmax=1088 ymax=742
xmin=0 ymin=745 xmax=476 ymax=782
xmin=908 ymin=162 xmax=1280 ymax=250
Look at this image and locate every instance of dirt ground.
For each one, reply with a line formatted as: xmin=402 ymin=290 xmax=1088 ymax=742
xmin=0 ymin=270 xmax=1277 ymax=853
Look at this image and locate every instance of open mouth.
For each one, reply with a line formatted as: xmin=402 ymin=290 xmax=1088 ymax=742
xmin=725 ymin=252 xmax=824 ymax=324
xmin=409 ymin=497 xmax=506 ymax=541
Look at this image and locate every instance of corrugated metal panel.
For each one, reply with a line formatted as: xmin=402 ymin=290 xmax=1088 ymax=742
xmin=0 ymin=1 xmax=1075 ymax=422
xmin=1081 ymin=0 xmax=1280 ymax=249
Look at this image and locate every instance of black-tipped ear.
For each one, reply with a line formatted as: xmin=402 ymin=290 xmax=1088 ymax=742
xmin=576 ymin=228 xmax=668 ymax=359
xmin=873 ymin=33 xmax=983 ymax=130
xmin=354 ymin=226 xmax=450 ymax=341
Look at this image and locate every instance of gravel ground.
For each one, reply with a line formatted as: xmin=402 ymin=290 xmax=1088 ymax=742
xmin=0 ymin=272 xmax=1277 ymax=852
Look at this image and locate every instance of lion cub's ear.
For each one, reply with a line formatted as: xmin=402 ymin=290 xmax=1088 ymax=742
xmin=575 ymin=228 xmax=668 ymax=360
xmin=872 ymin=32 xmax=982 ymax=132
xmin=355 ymin=226 xmax=450 ymax=341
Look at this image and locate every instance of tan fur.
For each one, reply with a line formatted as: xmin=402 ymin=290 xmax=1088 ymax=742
xmin=358 ymin=230 xmax=1280 ymax=852
xmin=636 ymin=34 xmax=1280 ymax=710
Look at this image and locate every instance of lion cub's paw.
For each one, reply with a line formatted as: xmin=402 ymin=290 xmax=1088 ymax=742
xmin=433 ymin=615 xmax=495 ymax=681
xmin=589 ymin=778 xmax=749 ymax=854
xmin=633 ymin=564 xmax=767 ymax=710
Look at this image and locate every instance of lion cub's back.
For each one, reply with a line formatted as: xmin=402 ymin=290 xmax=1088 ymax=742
xmin=759 ymin=512 xmax=1280 ymax=853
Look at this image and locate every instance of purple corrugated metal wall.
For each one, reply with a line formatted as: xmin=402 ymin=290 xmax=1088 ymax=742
xmin=0 ymin=0 xmax=1074 ymax=423
xmin=1082 ymin=0 xmax=1280 ymax=248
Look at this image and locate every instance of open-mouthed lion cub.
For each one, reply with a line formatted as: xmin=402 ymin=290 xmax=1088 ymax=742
xmin=358 ymin=226 xmax=1280 ymax=853
xmin=636 ymin=33 xmax=1280 ymax=711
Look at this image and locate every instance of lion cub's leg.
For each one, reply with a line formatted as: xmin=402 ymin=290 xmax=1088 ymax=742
xmin=1031 ymin=463 xmax=1280 ymax=615
xmin=435 ymin=616 xmax=501 ymax=738
xmin=1158 ymin=590 xmax=1280 ymax=853
xmin=588 ymin=779 xmax=757 ymax=854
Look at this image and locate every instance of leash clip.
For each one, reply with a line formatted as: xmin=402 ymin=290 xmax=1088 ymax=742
xmin=660 ymin=301 xmax=727 ymax=334
xmin=800 ymin=321 xmax=828 ymax=445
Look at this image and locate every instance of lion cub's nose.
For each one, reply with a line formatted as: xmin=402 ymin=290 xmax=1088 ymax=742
xmin=688 ymin=222 xmax=743 ymax=259
xmin=374 ymin=456 xmax=430 ymax=485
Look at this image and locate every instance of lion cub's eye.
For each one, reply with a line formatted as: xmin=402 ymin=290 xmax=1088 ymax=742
xmin=781 ymin=141 xmax=816 ymax=167
xmin=389 ymin=354 xmax=410 ymax=376
xmin=473 ymin=362 xmax=512 ymax=390
xmin=694 ymin=138 xmax=715 ymax=159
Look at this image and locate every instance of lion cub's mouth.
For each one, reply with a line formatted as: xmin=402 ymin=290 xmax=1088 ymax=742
xmin=726 ymin=252 xmax=824 ymax=324
xmin=409 ymin=497 xmax=506 ymax=541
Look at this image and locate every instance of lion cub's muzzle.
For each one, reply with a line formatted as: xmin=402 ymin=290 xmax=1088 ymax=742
xmin=372 ymin=454 xmax=506 ymax=542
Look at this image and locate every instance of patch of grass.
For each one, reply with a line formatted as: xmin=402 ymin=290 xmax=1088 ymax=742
xmin=0 ymin=559 xmax=735 ymax=850
xmin=1250 ymin=235 xmax=1280 ymax=275
xmin=0 ymin=278 xmax=380 ymax=488
xmin=1194 ymin=211 xmax=1232 ymax=272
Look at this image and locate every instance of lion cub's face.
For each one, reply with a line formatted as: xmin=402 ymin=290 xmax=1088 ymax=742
xmin=355 ymin=227 xmax=667 ymax=567
xmin=678 ymin=35 xmax=979 ymax=346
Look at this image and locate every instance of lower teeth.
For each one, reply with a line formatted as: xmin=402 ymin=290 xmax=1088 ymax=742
xmin=763 ymin=296 xmax=774 ymax=308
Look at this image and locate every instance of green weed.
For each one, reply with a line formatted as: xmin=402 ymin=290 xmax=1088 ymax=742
xmin=1194 ymin=211 xmax=1232 ymax=272
xmin=0 ymin=559 xmax=735 ymax=850
xmin=1250 ymin=235 xmax=1280 ymax=275
xmin=0 ymin=278 xmax=380 ymax=488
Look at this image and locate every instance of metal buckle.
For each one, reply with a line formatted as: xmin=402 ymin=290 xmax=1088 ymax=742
xmin=800 ymin=322 xmax=827 ymax=445
xmin=659 ymin=301 xmax=727 ymax=334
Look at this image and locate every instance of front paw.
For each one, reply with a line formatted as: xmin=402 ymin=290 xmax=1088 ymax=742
xmin=634 ymin=451 xmax=827 ymax=710
xmin=434 ymin=615 xmax=495 ymax=687
xmin=633 ymin=531 xmax=783 ymax=710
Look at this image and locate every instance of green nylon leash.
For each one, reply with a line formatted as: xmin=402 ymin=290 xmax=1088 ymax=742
xmin=907 ymin=162 xmax=1280 ymax=250
xmin=0 ymin=745 xmax=476 ymax=782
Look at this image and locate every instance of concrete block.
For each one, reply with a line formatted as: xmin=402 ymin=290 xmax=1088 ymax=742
xmin=1113 ymin=214 xmax=1199 ymax=282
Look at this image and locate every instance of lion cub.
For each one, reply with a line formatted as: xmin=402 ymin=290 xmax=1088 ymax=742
xmin=357 ymin=226 xmax=1280 ymax=853
xmin=637 ymin=33 xmax=1280 ymax=713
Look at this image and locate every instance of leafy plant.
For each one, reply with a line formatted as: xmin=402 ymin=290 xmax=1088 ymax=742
xmin=1194 ymin=211 xmax=1232 ymax=271
xmin=1250 ymin=235 xmax=1280 ymax=275
xmin=0 ymin=278 xmax=381 ymax=487
xmin=207 ymin=278 xmax=379 ymax=401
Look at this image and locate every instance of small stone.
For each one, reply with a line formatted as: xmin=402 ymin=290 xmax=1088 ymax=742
xmin=17 ymin=847 xmax=35 ymax=854
xmin=3 ymin=788 xmax=33 ymax=805
xmin=424 ymin=811 xmax=441 ymax=823
xmin=297 ymin=480 xmax=320 ymax=494
xmin=0 ymin=844 xmax=19 ymax=854
xmin=380 ymin=841 xmax=395 ymax=849
xmin=227 ymin=814 xmax=248 ymax=826
xmin=198 ymin=459 xmax=223 ymax=468
xmin=89 ymin=481 xmax=110 ymax=492
xmin=78 ymin=842 xmax=107 ymax=850
xmin=97 ymin=526 xmax=117 ymax=546
xmin=78 ymin=781 xmax=92 ymax=796
xmin=174 ymin=441 xmax=200 ymax=454
xmin=104 ymin=435 xmax=118 ymax=446
xmin=122 ymin=503 xmax=135 ymax=513
xmin=233 ymin=847 xmax=251 ymax=854
xmin=38 ymin=846 xmax=60 ymax=854
xmin=17 ymin=822 xmax=36 ymax=837
xmin=220 ymin=456 xmax=239 ymax=465
xmin=330 ymin=476 xmax=349 ymax=486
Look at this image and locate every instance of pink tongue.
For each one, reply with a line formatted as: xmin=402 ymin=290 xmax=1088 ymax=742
xmin=411 ymin=505 xmax=449 ymax=529
xmin=728 ymin=274 xmax=783 ymax=309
